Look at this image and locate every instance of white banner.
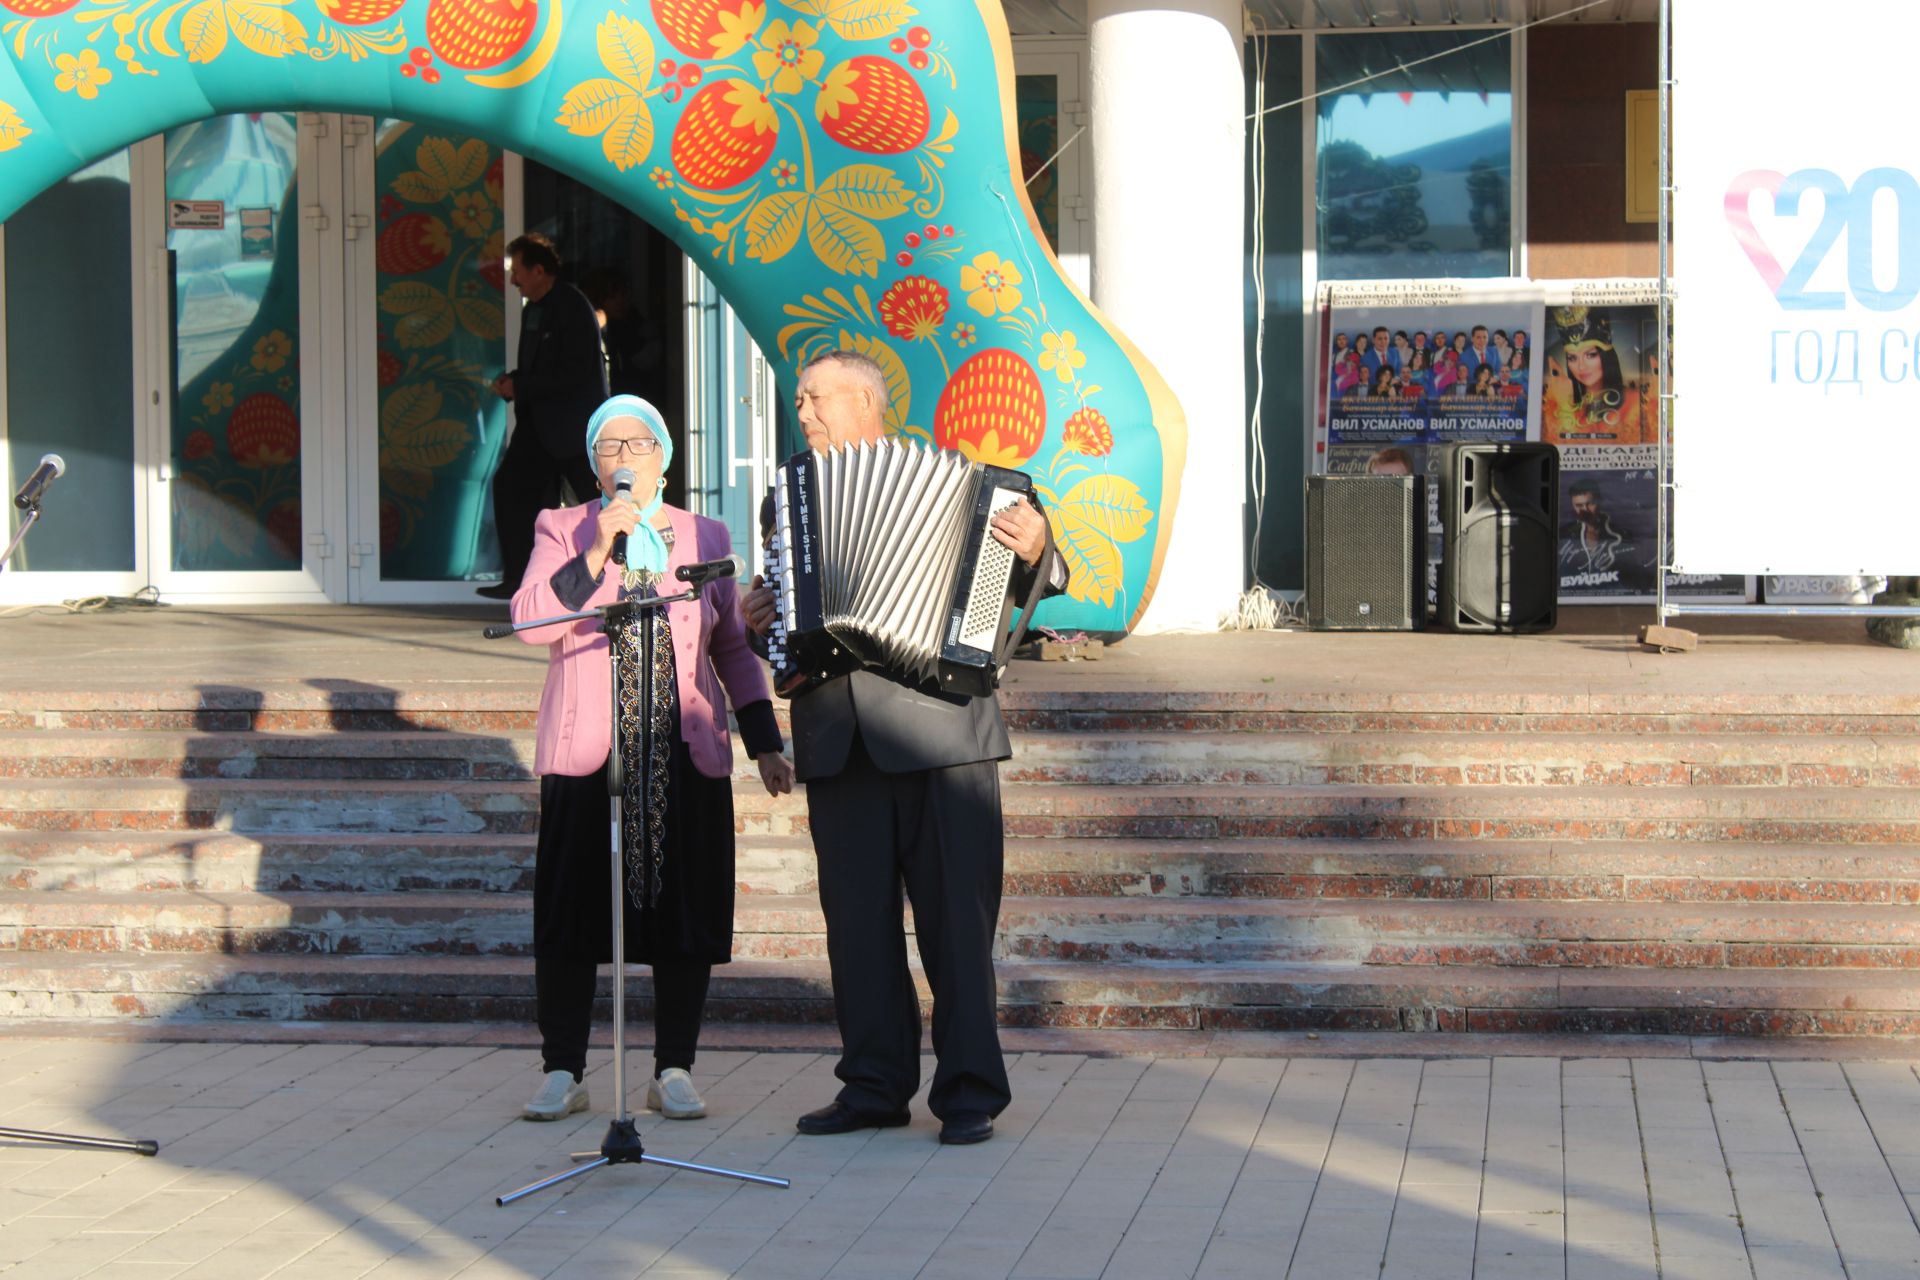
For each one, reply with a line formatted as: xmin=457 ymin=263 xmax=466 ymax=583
xmin=1673 ymin=0 xmax=1915 ymax=574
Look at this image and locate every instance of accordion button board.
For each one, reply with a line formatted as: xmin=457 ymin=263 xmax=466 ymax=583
xmin=766 ymin=439 xmax=1035 ymax=700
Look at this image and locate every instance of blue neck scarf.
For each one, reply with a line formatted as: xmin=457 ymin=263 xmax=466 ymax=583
xmin=585 ymin=395 xmax=673 ymax=575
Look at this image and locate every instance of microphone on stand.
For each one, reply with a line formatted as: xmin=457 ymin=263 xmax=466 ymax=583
xmin=13 ymin=454 xmax=63 ymax=510
xmin=610 ymin=467 xmax=635 ymax=566
xmin=675 ymin=554 xmax=746 ymax=586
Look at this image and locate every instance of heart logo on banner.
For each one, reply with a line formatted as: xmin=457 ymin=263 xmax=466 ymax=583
xmin=1723 ymin=169 xmax=1790 ymax=295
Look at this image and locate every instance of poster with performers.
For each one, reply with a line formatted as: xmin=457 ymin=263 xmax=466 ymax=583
xmin=1544 ymin=282 xmax=1750 ymax=603
xmin=1317 ymin=280 xmax=1539 ymax=458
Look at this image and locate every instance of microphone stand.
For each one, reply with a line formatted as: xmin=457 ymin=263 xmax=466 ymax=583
xmin=0 ymin=483 xmax=158 ymax=1158
xmin=487 ymin=590 xmax=790 ymax=1205
xmin=1 ymin=496 xmax=43 ymax=574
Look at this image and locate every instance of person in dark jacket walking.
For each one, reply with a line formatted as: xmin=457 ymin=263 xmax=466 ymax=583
xmin=479 ymin=233 xmax=609 ymax=600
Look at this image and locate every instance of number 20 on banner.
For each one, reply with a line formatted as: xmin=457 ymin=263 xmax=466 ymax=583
xmin=1725 ymin=168 xmax=1920 ymax=311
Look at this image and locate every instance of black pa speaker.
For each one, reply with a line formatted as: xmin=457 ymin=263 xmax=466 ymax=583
xmin=1304 ymin=475 xmax=1426 ymax=631
xmin=1438 ymin=443 xmax=1558 ymax=633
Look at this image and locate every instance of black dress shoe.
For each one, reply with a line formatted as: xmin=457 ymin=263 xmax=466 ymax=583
xmin=938 ymin=1111 xmax=993 ymax=1145
xmin=795 ymin=1100 xmax=910 ymax=1135
xmin=475 ymin=582 xmax=515 ymax=600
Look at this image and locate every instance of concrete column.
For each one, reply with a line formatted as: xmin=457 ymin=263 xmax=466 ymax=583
xmin=1088 ymin=0 xmax=1245 ymax=633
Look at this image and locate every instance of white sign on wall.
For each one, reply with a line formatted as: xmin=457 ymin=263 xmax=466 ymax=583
xmin=1673 ymin=0 xmax=1915 ymax=574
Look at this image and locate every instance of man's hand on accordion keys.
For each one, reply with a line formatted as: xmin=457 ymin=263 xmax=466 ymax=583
xmin=742 ymin=575 xmax=777 ymax=637
xmin=989 ymin=496 xmax=1049 ymax=567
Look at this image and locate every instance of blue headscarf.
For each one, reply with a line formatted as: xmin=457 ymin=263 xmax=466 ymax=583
xmin=586 ymin=395 xmax=674 ymax=575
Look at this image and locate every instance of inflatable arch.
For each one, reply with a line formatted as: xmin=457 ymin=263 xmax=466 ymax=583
xmin=0 ymin=0 xmax=1183 ymax=632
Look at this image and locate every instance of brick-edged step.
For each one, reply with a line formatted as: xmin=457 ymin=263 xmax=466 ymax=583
xmin=0 ymin=778 xmax=541 ymax=834
xmin=996 ymin=837 xmax=1920 ymax=902
xmin=1005 ymin=731 xmax=1920 ymax=788
xmin=0 ymin=730 xmax=537 ymax=781
xmin=992 ymin=898 xmax=1920 ymax=966
xmin=8 ymin=952 xmax=1920 ymax=1038
xmin=0 ymin=891 xmax=827 ymax=960
xmin=0 ymin=831 xmax=538 ymax=894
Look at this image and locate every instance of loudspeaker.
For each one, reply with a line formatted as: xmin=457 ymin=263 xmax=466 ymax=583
xmin=1438 ymin=442 xmax=1558 ymax=633
xmin=1305 ymin=475 xmax=1426 ymax=631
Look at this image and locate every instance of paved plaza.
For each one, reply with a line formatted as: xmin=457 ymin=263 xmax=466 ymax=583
xmin=5 ymin=1033 xmax=1920 ymax=1279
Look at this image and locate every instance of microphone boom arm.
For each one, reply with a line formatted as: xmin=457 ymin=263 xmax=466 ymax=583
xmin=481 ymin=589 xmax=699 ymax=640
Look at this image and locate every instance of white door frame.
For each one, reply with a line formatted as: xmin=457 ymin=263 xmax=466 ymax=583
xmin=1009 ymin=37 xmax=1092 ymax=295
xmin=143 ymin=115 xmax=336 ymax=604
xmin=0 ymin=153 xmax=152 ymax=604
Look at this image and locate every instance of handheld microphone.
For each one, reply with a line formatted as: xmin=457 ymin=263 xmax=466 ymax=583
xmin=13 ymin=453 xmax=63 ymax=510
xmin=675 ymin=554 xmax=746 ymax=586
xmin=610 ymin=467 xmax=635 ymax=566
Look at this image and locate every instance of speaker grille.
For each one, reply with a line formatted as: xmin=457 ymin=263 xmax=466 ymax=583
xmin=1306 ymin=476 xmax=1423 ymax=631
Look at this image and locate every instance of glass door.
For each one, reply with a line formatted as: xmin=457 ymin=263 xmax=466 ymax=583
xmin=683 ymin=260 xmax=778 ymax=572
xmin=0 ymin=150 xmax=143 ymax=601
xmin=148 ymin=112 xmax=331 ymax=600
xmin=342 ymin=118 xmax=510 ymax=602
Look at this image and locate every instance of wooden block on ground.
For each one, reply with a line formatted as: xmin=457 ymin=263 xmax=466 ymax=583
xmin=1638 ymin=624 xmax=1699 ymax=653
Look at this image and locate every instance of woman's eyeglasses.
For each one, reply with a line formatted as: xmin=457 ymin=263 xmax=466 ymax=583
xmin=593 ymin=437 xmax=660 ymax=458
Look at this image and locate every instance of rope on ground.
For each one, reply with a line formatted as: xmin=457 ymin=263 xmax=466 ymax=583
xmin=1222 ymin=586 xmax=1301 ymax=631
xmin=0 ymin=585 xmax=167 ymax=619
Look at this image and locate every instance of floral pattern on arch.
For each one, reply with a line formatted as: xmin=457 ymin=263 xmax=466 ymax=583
xmin=0 ymin=0 xmax=1184 ymax=632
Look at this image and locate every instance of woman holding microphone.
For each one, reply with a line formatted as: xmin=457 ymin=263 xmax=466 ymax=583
xmin=511 ymin=394 xmax=793 ymax=1122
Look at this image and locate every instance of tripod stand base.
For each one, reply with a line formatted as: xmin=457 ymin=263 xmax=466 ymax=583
xmin=495 ymin=1116 xmax=790 ymax=1205
xmin=0 ymin=1126 xmax=159 ymax=1156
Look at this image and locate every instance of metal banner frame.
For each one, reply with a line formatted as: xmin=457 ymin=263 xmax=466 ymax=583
xmin=1654 ymin=0 xmax=1920 ymax=625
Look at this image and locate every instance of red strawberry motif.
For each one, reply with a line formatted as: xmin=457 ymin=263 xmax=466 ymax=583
xmin=816 ymin=56 xmax=931 ymax=155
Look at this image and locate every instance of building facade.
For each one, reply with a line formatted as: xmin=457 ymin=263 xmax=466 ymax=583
xmin=0 ymin=0 xmax=1660 ymax=631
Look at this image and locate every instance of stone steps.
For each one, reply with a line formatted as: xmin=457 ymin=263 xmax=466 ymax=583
xmin=7 ymin=777 xmax=1920 ymax=845
xmin=7 ymin=951 xmax=1920 ymax=1037
xmin=8 ymin=678 xmax=1920 ymax=1038
xmin=8 ymin=727 xmax=1920 ymax=788
xmin=6 ymin=890 xmax=1916 ymax=969
xmin=16 ymin=832 xmax=1920 ymax=904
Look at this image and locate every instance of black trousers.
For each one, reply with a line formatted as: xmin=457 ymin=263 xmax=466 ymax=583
xmin=805 ymin=734 xmax=1010 ymax=1120
xmin=536 ymin=957 xmax=711 ymax=1081
xmin=491 ymin=424 xmax=598 ymax=590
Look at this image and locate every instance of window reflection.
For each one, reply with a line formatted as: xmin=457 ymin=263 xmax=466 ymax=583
xmin=1316 ymin=31 xmax=1513 ymax=280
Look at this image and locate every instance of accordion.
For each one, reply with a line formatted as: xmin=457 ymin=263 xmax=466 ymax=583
xmin=765 ymin=440 xmax=1034 ymax=699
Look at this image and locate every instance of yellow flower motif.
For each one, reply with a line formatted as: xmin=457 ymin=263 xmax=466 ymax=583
xmin=953 ymin=428 xmax=1030 ymax=470
xmin=709 ymin=0 xmax=765 ymax=58
xmin=951 ymin=322 xmax=977 ymax=347
xmin=201 ymin=381 xmax=235 ymax=414
xmin=960 ymin=251 xmax=1023 ymax=318
xmin=752 ymin=19 xmax=823 ymax=96
xmin=54 ymin=50 xmax=111 ymax=101
xmin=1038 ymin=330 xmax=1087 ymax=383
xmin=0 ymin=101 xmax=31 ymax=153
xmin=650 ymin=166 xmax=674 ymax=190
xmin=450 ymin=191 xmax=493 ymax=239
xmin=771 ymin=158 xmax=799 ymax=187
xmin=251 ymin=330 xmax=292 ymax=373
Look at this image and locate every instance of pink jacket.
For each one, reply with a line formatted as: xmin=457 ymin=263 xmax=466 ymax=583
xmin=512 ymin=503 xmax=770 ymax=779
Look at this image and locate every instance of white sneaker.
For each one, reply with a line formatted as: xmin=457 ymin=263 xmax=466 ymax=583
xmin=647 ymin=1068 xmax=707 ymax=1119
xmin=523 ymin=1070 xmax=588 ymax=1121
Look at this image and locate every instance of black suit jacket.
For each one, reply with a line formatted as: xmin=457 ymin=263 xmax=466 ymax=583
xmin=791 ymin=531 xmax=1069 ymax=781
xmin=510 ymin=281 xmax=608 ymax=460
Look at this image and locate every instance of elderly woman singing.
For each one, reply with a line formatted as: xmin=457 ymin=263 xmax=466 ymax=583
xmin=511 ymin=394 xmax=794 ymax=1122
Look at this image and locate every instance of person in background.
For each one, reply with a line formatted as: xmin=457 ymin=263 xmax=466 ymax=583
xmin=481 ymin=233 xmax=609 ymax=601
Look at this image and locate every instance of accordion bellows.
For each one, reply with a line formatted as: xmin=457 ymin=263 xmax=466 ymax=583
xmin=767 ymin=439 xmax=1034 ymax=699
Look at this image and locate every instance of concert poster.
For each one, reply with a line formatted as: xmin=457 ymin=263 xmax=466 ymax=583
xmin=1543 ymin=281 xmax=1751 ymax=603
xmin=1316 ymin=280 xmax=1538 ymax=456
